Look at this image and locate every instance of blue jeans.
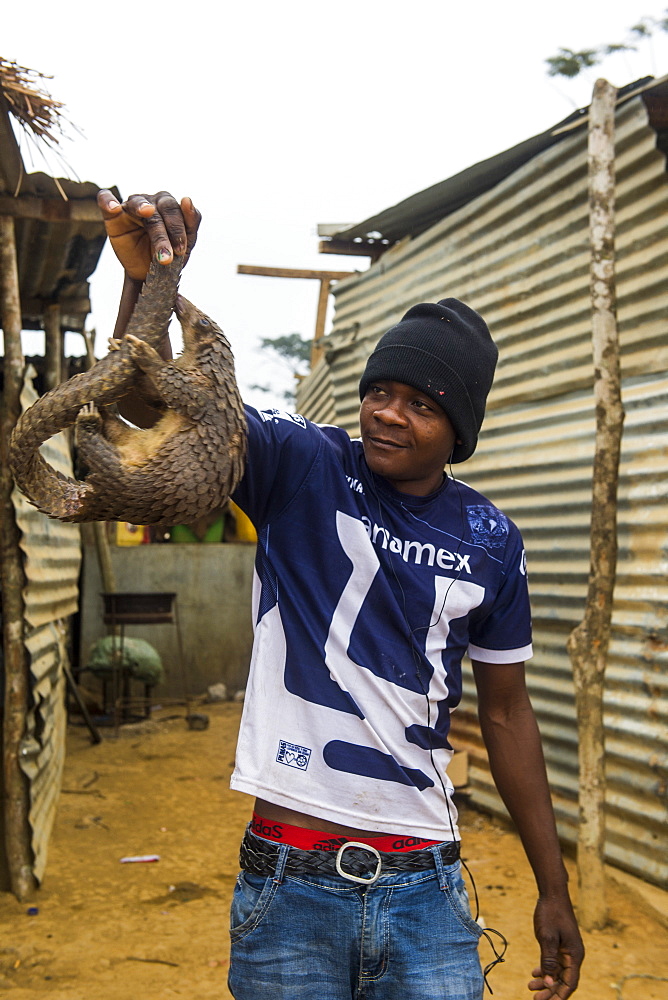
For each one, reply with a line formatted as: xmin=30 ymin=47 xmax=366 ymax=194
xmin=228 ymin=840 xmax=484 ymax=1000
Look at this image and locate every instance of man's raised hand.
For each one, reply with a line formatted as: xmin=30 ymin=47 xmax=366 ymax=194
xmin=97 ymin=190 xmax=201 ymax=281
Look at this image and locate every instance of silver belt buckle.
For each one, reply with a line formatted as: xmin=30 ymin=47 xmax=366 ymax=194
xmin=335 ymin=841 xmax=382 ymax=885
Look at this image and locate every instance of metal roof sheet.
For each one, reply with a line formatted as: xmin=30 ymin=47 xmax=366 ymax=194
xmin=0 ymin=95 xmax=115 ymax=335
xmin=326 ymin=76 xmax=663 ymax=248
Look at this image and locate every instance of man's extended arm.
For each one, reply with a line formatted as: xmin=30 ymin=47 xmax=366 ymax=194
xmin=97 ymin=190 xmax=201 ymax=427
xmin=471 ymin=659 xmax=584 ymax=999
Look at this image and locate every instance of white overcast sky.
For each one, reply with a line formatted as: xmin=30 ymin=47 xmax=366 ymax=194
xmin=3 ymin=0 xmax=668 ymax=408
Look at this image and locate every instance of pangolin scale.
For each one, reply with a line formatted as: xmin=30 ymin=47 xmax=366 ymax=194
xmin=9 ymin=259 xmax=247 ymax=525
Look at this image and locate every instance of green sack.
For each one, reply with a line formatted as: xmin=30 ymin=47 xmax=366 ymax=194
xmin=86 ymin=636 xmax=164 ymax=685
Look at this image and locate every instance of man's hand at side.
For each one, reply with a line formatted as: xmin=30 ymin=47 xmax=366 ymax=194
xmin=471 ymin=660 xmax=584 ymax=997
xmin=528 ymin=894 xmax=584 ymax=998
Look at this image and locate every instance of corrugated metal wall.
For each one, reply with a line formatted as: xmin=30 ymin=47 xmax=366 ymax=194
xmin=294 ymin=353 xmax=336 ymax=426
xmin=11 ymin=366 xmax=82 ymax=882
xmin=296 ymin=94 xmax=668 ymax=887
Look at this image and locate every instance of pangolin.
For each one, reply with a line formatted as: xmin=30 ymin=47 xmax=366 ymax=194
xmin=9 ymin=259 xmax=247 ymax=525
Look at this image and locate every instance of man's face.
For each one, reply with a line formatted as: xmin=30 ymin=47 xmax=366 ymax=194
xmin=359 ymin=380 xmax=458 ymax=496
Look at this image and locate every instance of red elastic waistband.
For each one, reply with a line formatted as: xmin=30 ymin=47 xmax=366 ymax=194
xmin=250 ymin=813 xmax=441 ymax=853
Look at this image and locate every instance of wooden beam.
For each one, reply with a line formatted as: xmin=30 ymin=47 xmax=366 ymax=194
xmin=0 ymin=214 xmax=36 ymax=900
xmin=0 ymin=195 xmax=103 ymax=224
xmin=317 ymin=223 xmax=357 ymax=237
xmin=237 ymin=264 xmax=355 ymax=281
xmin=318 ymin=239 xmax=388 ymax=261
xmin=20 ymin=297 xmax=92 ymax=327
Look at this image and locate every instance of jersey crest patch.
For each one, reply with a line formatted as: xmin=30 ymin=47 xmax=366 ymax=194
xmin=466 ymin=505 xmax=509 ymax=549
xmin=276 ymin=740 xmax=311 ymax=770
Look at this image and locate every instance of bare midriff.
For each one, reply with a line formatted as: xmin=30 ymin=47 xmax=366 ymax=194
xmin=254 ymin=797 xmax=389 ymax=838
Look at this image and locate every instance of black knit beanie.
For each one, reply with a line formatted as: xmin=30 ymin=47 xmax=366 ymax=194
xmin=358 ymin=298 xmax=498 ymax=463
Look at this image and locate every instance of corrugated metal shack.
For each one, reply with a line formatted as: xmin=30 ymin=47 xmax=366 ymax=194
xmin=0 ymin=64 xmax=110 ymax=895
xmin=297 ymin=76 xmax=668 ymax=888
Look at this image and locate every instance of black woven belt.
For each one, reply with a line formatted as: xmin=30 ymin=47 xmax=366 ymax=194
xmin=240 ymin=828 xmax=460 ymax=885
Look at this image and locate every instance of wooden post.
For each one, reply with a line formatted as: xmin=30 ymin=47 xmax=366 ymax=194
xmin=43 ymin=302 xmax=62 ymax=390
xmin=311 ymin=278 xmax=332 ymax=367
xmin=566 ymin=78 xmax=623 ymax=932
xmin=79 ymin=330 xmax=117 ymax=594
xmin=93 ymin=523 xmax=116 ymax=595
xmin=236 ymin=265 xmax=355 ymax=367
xmin=82 ymin=328 xmax=96 ymax=369
xmin=0 ymin=213 xmax=37 ymax=900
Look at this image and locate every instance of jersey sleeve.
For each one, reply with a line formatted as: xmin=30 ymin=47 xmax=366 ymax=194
xmin=467 ymin=524 xmax=533 ymax=663
xmin=232 ymin=406 xmax=323 ymax=529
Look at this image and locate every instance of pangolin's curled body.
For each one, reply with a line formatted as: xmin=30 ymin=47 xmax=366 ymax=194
xmin=9 ymin=259 xmax=247 ymax=525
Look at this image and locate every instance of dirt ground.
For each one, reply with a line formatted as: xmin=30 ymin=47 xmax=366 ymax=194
xmin=0 ymin=702 xmax=666 ymax=1000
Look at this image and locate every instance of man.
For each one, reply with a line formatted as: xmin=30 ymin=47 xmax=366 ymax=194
xmin=98 ymin=190 xmax=583 ymax=1000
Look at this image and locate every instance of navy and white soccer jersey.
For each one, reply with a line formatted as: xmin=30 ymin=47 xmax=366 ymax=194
xmin=230 ymin=406 xmax=532 ymax=840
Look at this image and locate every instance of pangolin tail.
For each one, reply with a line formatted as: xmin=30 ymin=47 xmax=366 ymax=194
xmin=9 ymin=373 xmax=104 ymax=519
xmin=14 ymin=452 xmax=92 ymax=522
